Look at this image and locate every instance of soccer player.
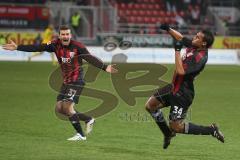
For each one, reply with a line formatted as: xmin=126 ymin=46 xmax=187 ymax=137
xmin=145 ymin=24 xmax=224 ymax=149
xmin=3 ymin=25 xmax=118 ymax=141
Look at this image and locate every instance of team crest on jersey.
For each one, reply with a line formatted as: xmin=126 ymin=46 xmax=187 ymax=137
xmin=70 ymin=52 xmax=75 ymax=58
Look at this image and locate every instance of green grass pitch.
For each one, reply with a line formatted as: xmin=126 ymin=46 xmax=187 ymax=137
xmin=0 ymin=62 xmax=240 ymax=160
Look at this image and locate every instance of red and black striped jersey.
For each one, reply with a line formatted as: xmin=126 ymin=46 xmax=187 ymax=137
xmin=17 ymin=39 xmax=107 ymax=84
xmin=172 ymin=46 xmax=208 ymax=101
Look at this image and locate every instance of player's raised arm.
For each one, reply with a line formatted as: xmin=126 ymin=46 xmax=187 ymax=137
xmin=3 ymin=40 xmax=55 ymax=52
xmin=174 ymin=40 xmax=185 ymax=75
xmin=160 ymin=24 xmax=183 ymax=40
xmin=160 ymin=24 xmax=192 ymax=47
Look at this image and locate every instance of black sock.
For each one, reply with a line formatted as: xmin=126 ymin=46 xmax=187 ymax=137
xmin=148 ymin=109 xmax=172 ymax=137
xmin=184 ymin=122 xmax=214 ymax=135
xmin=76 ymin=112 xmax=92 ymax=122
xmin=69 ymin=114 xmax=84 ymax=136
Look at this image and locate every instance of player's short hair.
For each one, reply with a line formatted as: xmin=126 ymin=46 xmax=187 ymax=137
xmin=202 ymin=30 xmax=214 ymax=48
xmin=59 ymin=25 xmax=71 ymax=32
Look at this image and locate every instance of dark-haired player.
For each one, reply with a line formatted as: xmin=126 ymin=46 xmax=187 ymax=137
xmin=3 ymin=25 xmax=118 ymax=141
xmin=145 ymin=24 xmax=224 ymax=149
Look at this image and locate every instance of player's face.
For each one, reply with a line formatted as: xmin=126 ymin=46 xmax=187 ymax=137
xmin=59 ymin=29 xmax=72 ymax=46
xmin=192 ymin=32 xmax=206 ymax=48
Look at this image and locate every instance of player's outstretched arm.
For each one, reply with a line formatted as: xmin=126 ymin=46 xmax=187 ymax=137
xmin=3 ymin=40 xmax=54 ymax=52
xmin=2 ymin=40 xmax=17 ymax=51
xmin=160 ymin=24 xmax=183 ymax=41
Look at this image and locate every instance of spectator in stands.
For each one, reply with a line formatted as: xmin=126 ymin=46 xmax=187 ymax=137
xmin=175 ymin=13 xmax=186 ymax=29
xmin=71 ymin=12 xmax=81 ymax=35
xmin=190 ymin=5 xmax=200 ymax=25
xmin=166 ymin=0 xmax=176 ymax=12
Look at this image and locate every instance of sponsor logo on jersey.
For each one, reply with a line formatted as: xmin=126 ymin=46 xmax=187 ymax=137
xmin=61 ymin=57 xmax=71 ymax=63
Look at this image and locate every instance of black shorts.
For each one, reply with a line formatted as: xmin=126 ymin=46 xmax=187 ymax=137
xmin=153 ymin=84 xmax=192 ymax=121
xmin=57 ymin=81 xmax=85 ymax=104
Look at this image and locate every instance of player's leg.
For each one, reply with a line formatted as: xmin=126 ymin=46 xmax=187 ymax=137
xmin=56 ymin=83 xmax=86 ymax=140
xmin=61 ymin=100 xmax=86 ymax=140
xmin=145 ymin=84 xmax=175 ymax=148
xmin=145 ymin=96 xmax=172 ymax=137
xmin=65 ymin=82 xmax=95 ymax=135
xmin=168 ymin=104 xmax=224 ymax=143
xmin=75 ymin=110 xmax=95 ymax=135
xmin=67 ymin=82 xmax=95 ymax=134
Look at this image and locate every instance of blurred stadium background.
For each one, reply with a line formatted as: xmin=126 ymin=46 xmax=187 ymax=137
xmin=0 ymin=0 xmax=240 ymax=160
xmin=0 ymin=0 xmax=240 ymax=62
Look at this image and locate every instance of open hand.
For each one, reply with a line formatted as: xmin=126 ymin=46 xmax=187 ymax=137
xmin=106 ymin=64 xmax=118 ymax=73
xmin=2 ymin=40 xmax=17 ymax=51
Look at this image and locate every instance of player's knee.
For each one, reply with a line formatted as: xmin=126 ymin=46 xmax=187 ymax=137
xmin=55 ymin=102 xmax=63 ymax=114
xmin=145 ymin=102 xmax=151 ymax=111
xmin=61 ymin=107 xmax=72 ymax=116
xmin=145 ymin=97 xmax=157 ymax=112
xmin=61 ymin=101 xmax=75 ymax=116
xmin=169 ymin=121 xmax=184 ymax=133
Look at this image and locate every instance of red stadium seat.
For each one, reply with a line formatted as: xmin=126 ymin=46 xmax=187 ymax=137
xmin=164 ymin=17 xmax=171 ymax=24
xmin=155 ymin=4 xmax=161 ymax=10
xmin=159 ymin=11 xmax=165 ymax=17
xmin=170 ymin=17 xmax=177 ymax=25
xmin=134 ymin=4 xmax=140 ymax=10
xmin=148 ymin=4 xmax=154 ymax=10
xmin=137 ymin=16 xmax=143 ymax=23
xmin=126 ymin=10 xmax=131 ymax=16
xmin=120 ymin=3 xmax=126 ymax=9
xmin=153 ymin=10 xmax=158 ymax=16
xmin=157 ymin=17 xmax=164 ymax=23
xmin=144 ymin=17 xmax=151 ymax=23
xmin=134 ymin=10 xmax=140 ymax=16
xmin=166 ymin=11 xmax=171 ymax=17
xmin=151 ymin=17 xmax=157 ymax=23
xmin=140 ymin=3 xmax=146 ymax=9
xmin=127 ymin=3 xmax=133 ymax=9
xmin=118 ymin=10 xmax=124 ymax=16
xmin=138 ymin=10 xmax=145 ymax=16
xmin=146 ymin=10 xmax=152 ymax=16
xmin=129 ymin=16 xmax=136 ymax=23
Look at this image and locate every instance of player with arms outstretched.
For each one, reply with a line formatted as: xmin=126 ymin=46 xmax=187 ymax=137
xmin=3 ymin=25 xmax=118 ymax=141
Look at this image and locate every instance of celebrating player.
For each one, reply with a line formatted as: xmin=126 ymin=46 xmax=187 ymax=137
xmin=145 ymin=24 xmax=224 ymax=149
xmin=3 ymin=25 xmax=118 ymax=141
